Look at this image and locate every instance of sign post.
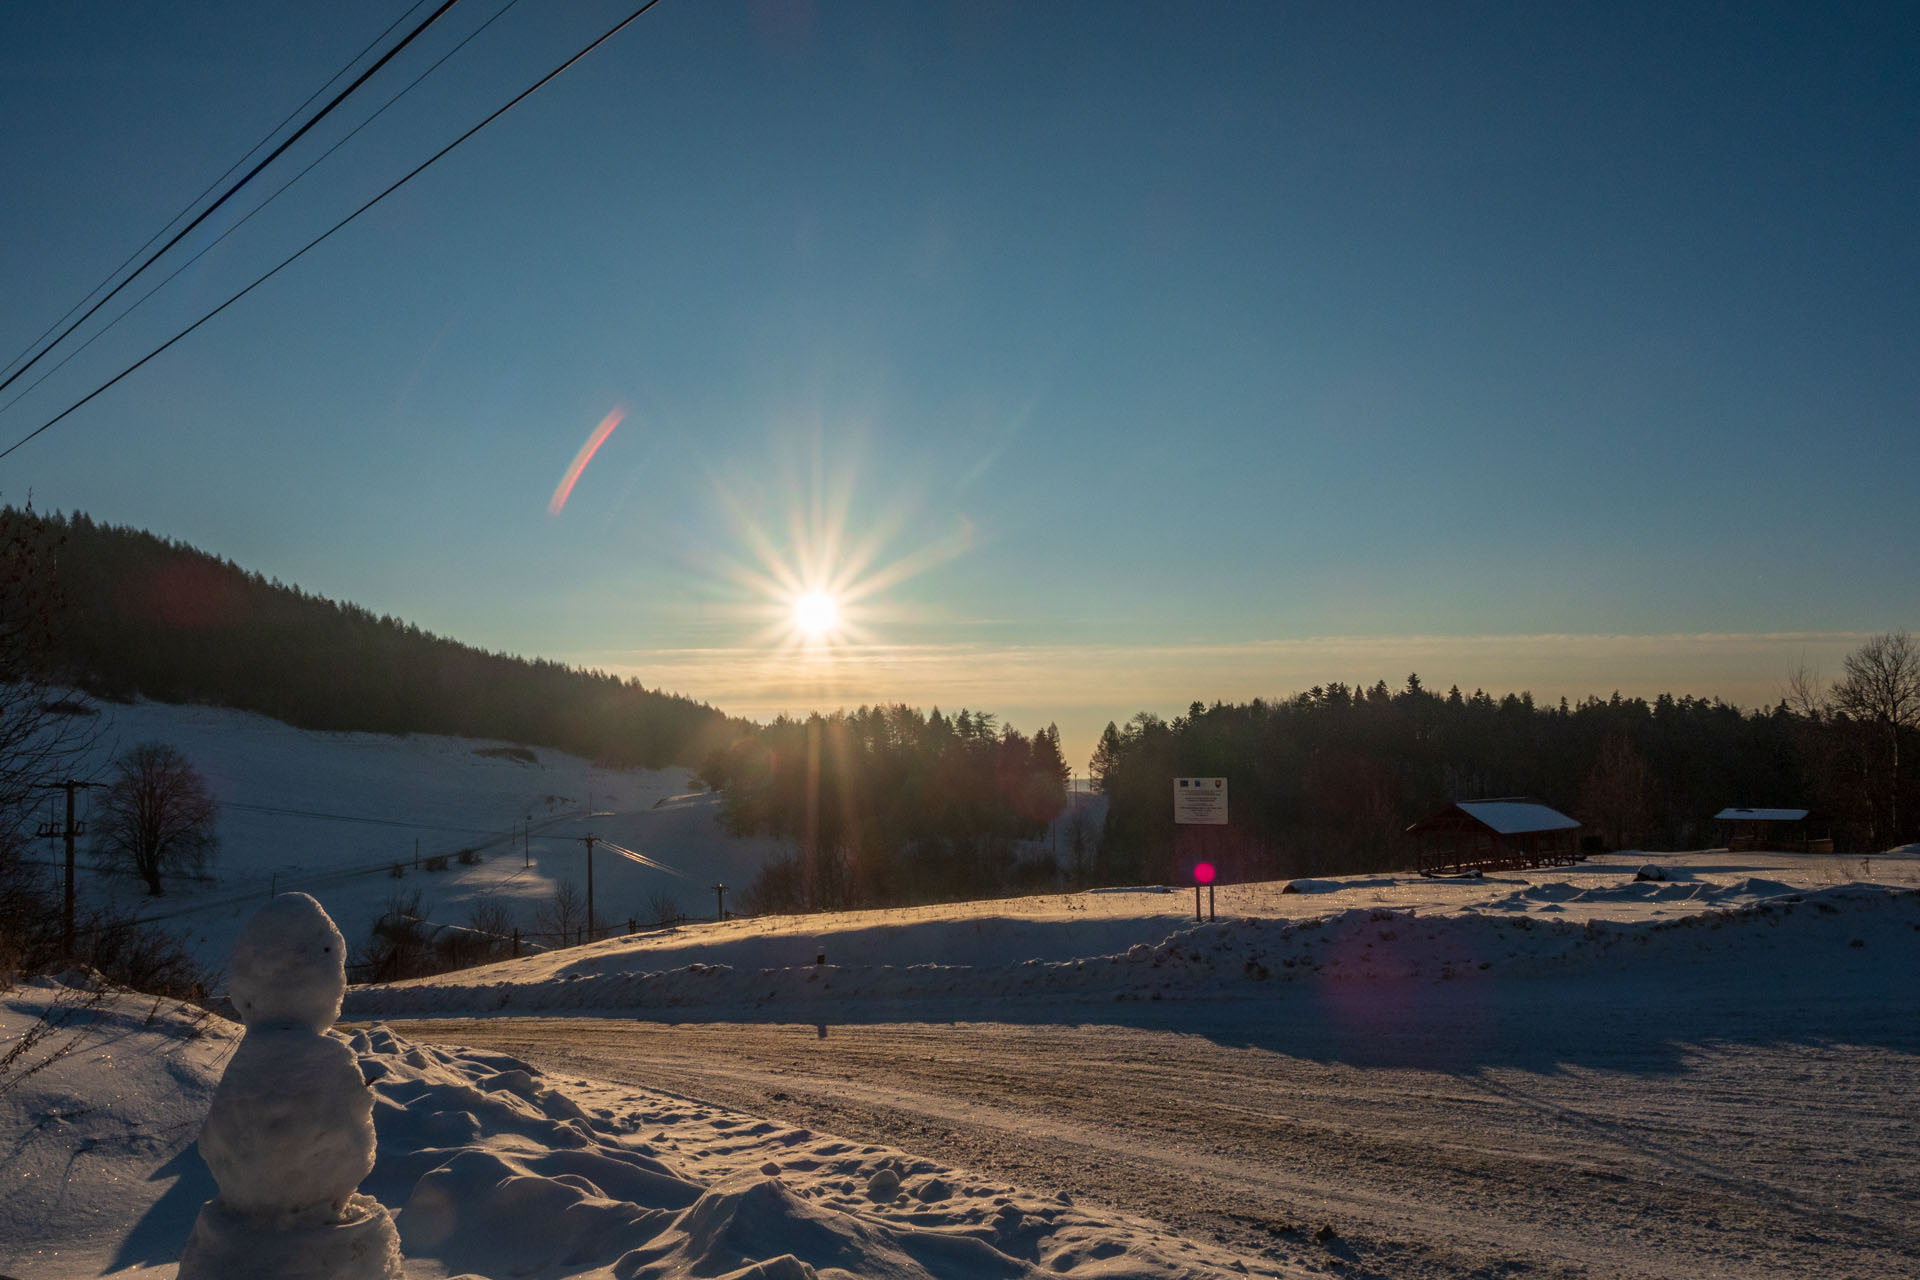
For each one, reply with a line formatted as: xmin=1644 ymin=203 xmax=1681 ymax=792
xmin=1174 ymin=778 xmax=1227 ymax=921
xmin=1192 ymin=860 xmax=1216 ymax=921
xmin=1172 ymin=777 xmax=1228 ymax=826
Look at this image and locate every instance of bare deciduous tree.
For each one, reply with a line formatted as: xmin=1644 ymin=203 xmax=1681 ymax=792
xmin=535 ymin=879 xmax=599 ymax=945
xmin=464 ymin=893 xmax=516 ymax=944
xmin=1782 ymin=661 xmax=1829 ymax=721
xmin=1832 ymin=631 xmax=1920 ymax=844
xmin=1 ymin=504 xmax=100 ymax=832
xmin=453 ymin=894 xmax=518 ymax=966
xmin=362 ymin=889 xmax=434 ymax=981
xmin=3 ymin=505 xmax=99 ymax=976
xmin=93 ymin=743 xmax=219 ymax=895
xmin=645 ymin=889 xmax=681 ymax=926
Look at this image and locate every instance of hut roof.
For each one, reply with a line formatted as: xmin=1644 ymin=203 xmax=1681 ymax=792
xmin=1407 ymin=798 xmax=1580 ymax=836
xmin=1714 ymin=807 xmax=1809 ymax=822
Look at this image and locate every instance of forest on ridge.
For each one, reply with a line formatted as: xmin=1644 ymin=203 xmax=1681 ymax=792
xmin=9 ymin=507 xmax=746 ymax=769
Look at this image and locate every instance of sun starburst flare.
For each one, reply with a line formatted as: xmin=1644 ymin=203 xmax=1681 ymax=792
xmin=695 ymin=459 xmax=974 ymax=703
xmin=793 ymin=590 xmax=839 ymax=637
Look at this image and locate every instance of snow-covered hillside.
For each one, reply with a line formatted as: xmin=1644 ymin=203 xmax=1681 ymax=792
xmin=42 ymin=699 xmax=792 ymax=977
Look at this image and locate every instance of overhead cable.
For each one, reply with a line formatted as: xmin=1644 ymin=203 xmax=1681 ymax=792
xmin=0 ymin=0 xmax=466 ymax=401
xmin=0 ymin=0 xmax=527 ymax=423
xmin=0 ymin=0 xmax=666 ymax=463
xmin=600 ymin=839 xmax=685 ymax=877
xmin=0 ymin=0 xmax=433 ymax=384
xmin=222 ymin=798 xmax=528 ymax=838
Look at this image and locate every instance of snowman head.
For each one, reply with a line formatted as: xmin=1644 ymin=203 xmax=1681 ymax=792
xmin=228 ymin=893 xmax=348 ymax=1031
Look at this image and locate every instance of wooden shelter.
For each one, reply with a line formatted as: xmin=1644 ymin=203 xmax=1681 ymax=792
xmin=1714 ymin=807 xmax=1832 ymax=854
xmin=1406 ymin=798 xmax=1583 ymax=877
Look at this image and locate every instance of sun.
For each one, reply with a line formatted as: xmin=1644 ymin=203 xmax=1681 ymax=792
xmin=793 ymin=590 xmax=838 ymax=638
xmin=697 ymin=447 xmax=976 ymax=675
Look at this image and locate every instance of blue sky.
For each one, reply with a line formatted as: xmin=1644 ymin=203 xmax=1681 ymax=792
xmin=2 ymin=1 xmax=1915 ymax=767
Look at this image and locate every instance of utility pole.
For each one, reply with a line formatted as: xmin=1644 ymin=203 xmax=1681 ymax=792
xmin=573 ymin=834 xmax=598 ymax=943
xmin=713 ymin=882 xmax=727 ymax=921
xmin=37 ymin=779 xmax=105 ymax=958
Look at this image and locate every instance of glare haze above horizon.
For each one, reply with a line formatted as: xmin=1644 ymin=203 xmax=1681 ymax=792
xmin=1 ymin=1 xmax=1915 ymax=768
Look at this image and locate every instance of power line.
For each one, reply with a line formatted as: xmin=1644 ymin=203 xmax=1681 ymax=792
xmin=221 ymin=798 xmax=531 ymax=838
xmin=0 ymin=0 xmax=667 ymax=463
xmin=600 ymin=839 xmax=684 ymax=877
xmin=80 ymin=806 xmax=590 ymax=935
xmin=0 ymin=0 xmax=465 ymax=402
xmin=0 ymin=0 xmax=526 ymax=423
xmin=0 ymin=0 xmax=433 ymax=384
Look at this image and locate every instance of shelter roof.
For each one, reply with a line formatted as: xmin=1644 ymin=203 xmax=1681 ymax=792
xmin=1457 ymin=800 xmax=1581 ymax=834
xmin=1714 ymin=807 xmax=1809 ymax=822
xmin=1407 ymin=798 xmax=1580 ymax=836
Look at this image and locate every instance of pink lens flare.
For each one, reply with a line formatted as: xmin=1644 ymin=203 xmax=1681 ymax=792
xmin=547 ymin=406 xmax=626 ymax=515
xmin=1193 ymin=861 xmax=1216 ymax=885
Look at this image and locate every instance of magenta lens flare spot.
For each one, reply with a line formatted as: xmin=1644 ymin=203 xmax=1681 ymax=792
xmin=548 ymin=405 xmax=626 ymax=515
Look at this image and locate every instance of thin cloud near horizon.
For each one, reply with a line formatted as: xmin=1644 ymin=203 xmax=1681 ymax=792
xmin=578 ymin=630 xmax=1882 ymax=767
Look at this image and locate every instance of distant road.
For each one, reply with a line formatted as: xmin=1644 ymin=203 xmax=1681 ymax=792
xmin=383 ymin=970 xmax=1920 ymax=1280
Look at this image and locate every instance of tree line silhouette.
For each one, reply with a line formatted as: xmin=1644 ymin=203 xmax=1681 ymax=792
xmin=701 ymin=704 xmax=1071 ymax=910
xmin=12 ymin=508 xmax=746 ymax=769
xmin=11 ymin=508 xmax=1912 ymax=915
xmin=1089 ymin=663 xmax=1917 ymax=885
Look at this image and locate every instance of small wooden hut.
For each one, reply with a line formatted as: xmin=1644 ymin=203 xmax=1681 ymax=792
xmin=1714 ymin=807 xmax=1832 ymax=854
xmin=1406 ymin=798 xmax=1583 ymax=877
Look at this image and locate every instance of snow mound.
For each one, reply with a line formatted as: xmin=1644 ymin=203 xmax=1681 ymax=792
xmin=1 ymin=977 xmax=239 ymax=1276
xmin=349 ymin=1031 xmax=1252 ymax=1280
xmin=2 ymin=978 xmax=1259 ymax=1280
xmin=1281 ymin=877 xmax=1398 ymax=894
xmin=345 ymin=883 xmax=1920 ymax=1018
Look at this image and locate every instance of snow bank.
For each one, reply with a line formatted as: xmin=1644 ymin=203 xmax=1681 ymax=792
xmin=0 ymin=976 xmax=239 ymax=1276
xmin=345 ymin=882 xmax=1920 ymax=1019
xmin=3 ymin=977 xmax=1269 ymax=1280
xmin=354 ymin=1028 xmax=1259 ymax=1280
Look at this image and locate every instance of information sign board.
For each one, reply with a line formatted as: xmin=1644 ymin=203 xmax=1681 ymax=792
xmin=1173 ymin=777 xmax=1228 ymax=825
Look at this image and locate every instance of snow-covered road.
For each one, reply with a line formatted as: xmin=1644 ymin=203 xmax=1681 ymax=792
xmin=384 ymin=967 xmax=1920 ymax=1280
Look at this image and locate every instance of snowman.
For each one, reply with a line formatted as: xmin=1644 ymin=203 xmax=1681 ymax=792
xmin=179 ymin=893 xmax=403 ymax=1280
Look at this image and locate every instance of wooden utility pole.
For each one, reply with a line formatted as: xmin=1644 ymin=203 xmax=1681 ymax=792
xmin=37 ymin=779 xmax=105 ymax=958
xmin=573 ymin=834 xmax=599 ymax=942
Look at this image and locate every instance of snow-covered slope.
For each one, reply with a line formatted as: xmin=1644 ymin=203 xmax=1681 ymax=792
xmin=47 ymin=699 xmax=791 ymax=978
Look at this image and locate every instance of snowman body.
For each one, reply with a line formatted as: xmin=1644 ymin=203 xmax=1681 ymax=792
xmin=179 ymin=893 xmax=402 ymax=1280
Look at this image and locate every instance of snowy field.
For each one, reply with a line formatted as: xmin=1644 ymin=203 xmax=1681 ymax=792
xmin=37 ymin=699 xmax=796 ymax=977
xmin=6 ymin=848 xmax=1918 ymax=1279
xmin=339 ymin=846 xmax=1920 ymax=1017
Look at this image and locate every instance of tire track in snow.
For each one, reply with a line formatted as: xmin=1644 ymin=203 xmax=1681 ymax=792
xmin=385 ymin=984 xmax=1920 ymax=1280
